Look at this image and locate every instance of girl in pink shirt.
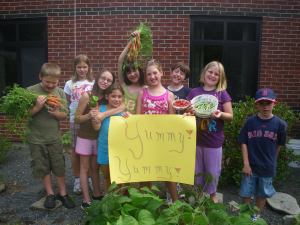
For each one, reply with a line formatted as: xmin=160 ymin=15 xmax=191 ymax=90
xmin=135 ymin=59 xmax=178 ymax=204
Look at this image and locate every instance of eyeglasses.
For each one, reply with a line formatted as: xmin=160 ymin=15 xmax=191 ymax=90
xmin=100 ymin=76 xmax=113 ymax=84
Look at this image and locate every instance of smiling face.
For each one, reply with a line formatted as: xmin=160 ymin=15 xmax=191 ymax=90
xmin=171 ymin=67 xmax=186 ymax=85
xmin=204 ymin=65 xmax=220 ymax=89
xmin=255 ymin=100 xmax=276 ymax=119
xmin=39 ymin=74 xmax=59 ymax=92
xmin=146 ymin=65 xmax=163 ymax=87
xmin=126 ymin=68 xmax=140 ymax=84
xmin=76 ymin=61 xmax=89 ymax=81
xmin=106 ymin=89 xmax=123 ymax=108
xmin=97 ymin=71 xmax=113 ymax=90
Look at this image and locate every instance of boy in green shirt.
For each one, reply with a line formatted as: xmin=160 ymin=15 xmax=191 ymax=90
xmin=27 ymin=63 xmax=75 ymax=209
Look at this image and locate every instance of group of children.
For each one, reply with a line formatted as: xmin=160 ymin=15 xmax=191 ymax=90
xmin=26 ymin=31 xmax=287 ymax=222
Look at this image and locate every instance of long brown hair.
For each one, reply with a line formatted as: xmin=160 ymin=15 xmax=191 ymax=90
xmin=91 ymin=68 xmax=115 ymax=96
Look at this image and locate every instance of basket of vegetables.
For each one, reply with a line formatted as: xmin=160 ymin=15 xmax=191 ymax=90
xmin=191 ymin=94 xmax=218 ymax=118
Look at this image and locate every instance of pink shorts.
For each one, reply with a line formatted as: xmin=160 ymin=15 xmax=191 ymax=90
xmin=75 ymin=137 xmax=98 ymax=156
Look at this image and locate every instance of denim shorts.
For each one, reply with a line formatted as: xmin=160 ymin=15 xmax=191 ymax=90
xmin=239 ymin=172 xmax=276 ymax=199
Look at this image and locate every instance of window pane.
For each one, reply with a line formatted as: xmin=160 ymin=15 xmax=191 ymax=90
xmin=19 ymin=24 xmax=46 ymax=41
xmin=227 ymin=23 xmax=256 ymax=41
xmin=0 ymin=47 xmax=17 ymax=97
xmin=192 ymin=45 xmax=223 ymax=88
xmin=226 ymin=47 xmax=258 ymax=102
xmin=0 ymin=24 xmax=16 ymax=42
xmin=21 ymin=48 xmax=45 ymax=88
xmin=194 ymin=22 xmax=223 ymax=40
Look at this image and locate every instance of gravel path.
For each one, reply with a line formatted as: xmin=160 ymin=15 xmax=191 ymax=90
xmin=0 ymin=143 xmax=299 ymax=224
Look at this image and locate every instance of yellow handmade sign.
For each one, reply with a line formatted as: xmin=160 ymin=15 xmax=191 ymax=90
xmin=108 ymin=115 xmax=196 ymax=185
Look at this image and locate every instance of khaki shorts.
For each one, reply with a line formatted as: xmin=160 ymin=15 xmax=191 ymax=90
xmin=28 ymin=141 xmax=65 ymax=179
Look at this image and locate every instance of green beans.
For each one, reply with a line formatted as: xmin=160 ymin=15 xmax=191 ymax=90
xmin=194 ymin=101 xmax=215 ymax=110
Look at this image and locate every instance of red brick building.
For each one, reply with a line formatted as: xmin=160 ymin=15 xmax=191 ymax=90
xmin=0 ymin=0 xmax=299 ymax=139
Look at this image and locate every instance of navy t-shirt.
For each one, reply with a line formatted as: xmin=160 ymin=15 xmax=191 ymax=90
xmin=237 ymin=114 xmax=287 ymax=177
xmin=166 ymin=85 xmax=192 ymax=114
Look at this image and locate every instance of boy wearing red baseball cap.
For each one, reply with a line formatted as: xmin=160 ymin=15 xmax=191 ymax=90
xmin=237 ymin=88 xmax=287 ymax=222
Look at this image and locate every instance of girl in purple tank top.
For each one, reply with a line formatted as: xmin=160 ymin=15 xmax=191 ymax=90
xmin=135 ymin=59 xmax=179 ymax=204
xmin=186 ymin=61 xmax=233 ymax=203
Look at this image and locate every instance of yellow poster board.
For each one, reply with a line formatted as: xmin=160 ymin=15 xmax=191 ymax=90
xmin=108 ymin=115 xmax=196 ymax=185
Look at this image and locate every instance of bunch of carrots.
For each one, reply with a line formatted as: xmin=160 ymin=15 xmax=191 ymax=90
xmin=44 ymin=94 xmax=63 ymax=108
xmin=128 ymin=33 xmax=141 ymax=62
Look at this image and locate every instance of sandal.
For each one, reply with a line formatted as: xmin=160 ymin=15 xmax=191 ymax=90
xmin=44 ymin=194 xmax=56 ymax=208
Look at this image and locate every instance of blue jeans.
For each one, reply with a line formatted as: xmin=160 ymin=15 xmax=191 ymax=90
xmin=239 ymin=172 xmax=276 ymax=199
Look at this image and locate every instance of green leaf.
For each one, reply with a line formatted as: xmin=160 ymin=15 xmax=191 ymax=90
xmin=89 ymin=213 xmax=109 ymax=225
xmin=137 ymin=209 xmax=155 ymax=225
xmin=144 ymin=198 xmax=164 ymax=211
xmin=109 ymin=181 xmax=118 ymax=192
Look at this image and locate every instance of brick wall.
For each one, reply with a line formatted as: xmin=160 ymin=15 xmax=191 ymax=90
xmin=1 ymin=0 xmax=300 ymax=140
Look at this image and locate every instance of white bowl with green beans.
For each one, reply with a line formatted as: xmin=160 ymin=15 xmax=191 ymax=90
xmin=191 ymin=94 xmax=218 ymax=118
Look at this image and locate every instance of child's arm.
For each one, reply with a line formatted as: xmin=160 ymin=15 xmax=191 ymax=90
xmin=29 ymin=95 xmax=46 ymax=117
xmin=74 ymin=92 xmax=95 ymax=124
xmin=48 ymin=107 xmax=68 ymax=121
xmin=168 ymin=92 xmax=176 ymax=114
xmin=241 ymin=143 xmax=252 ymax=179
xmin=117 ymin=31 xmax=139 ymax=87
xmin=211 ymin=101 xmax=233 ymax=122
xmin=135 ymin=90 xmax=143 ymax=114
xmin=92 ymin=102 xmax=126 ymax=123
xmin=276 ymin=145 xmax=281 ymax=157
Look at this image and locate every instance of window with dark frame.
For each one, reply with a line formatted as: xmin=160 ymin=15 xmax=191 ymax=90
xmin=0 ymin=18 xmax=48 ymax=98
xmin=189 ymin=16 xmax=261 ymax=103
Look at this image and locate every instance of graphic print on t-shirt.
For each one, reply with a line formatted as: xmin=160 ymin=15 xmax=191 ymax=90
xmin=72 ymin=84 xmax=92 ymax=102
xmin=197 ymin=118 xmax=217 ymax=133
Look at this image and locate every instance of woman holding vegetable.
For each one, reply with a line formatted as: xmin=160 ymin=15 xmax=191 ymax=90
xmin=186 ymin=61 xmax=233 ymax=203
xmin=74 ymin=69 xmax=126 ymax=212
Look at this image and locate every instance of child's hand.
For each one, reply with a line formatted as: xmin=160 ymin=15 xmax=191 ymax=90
xmin=48 ymin=106 xmax=59 ymax=116
xmin=130 ymin=30 xmax=139 ymax=40
xmin=242 ymin=165 xmax=252 ymax=179
xmin=122 ymin=111 xmax=131 ymax=118
xmin=36 ymin=95 xmax=46 ymax=111
xmin=185 ymin=103 xmax=195 ymax=115
xmin=89 ymin=108 xmax=98 ymax=119
xmin=211 ymin=110 xmax=221 ymax=119
xmin=182 ymin=112 xmax=193 ymax=118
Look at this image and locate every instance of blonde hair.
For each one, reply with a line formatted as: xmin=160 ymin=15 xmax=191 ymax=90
xmin=40 ymin=63 xmax=61 ymax=78
xmin=144 ymin=59 xmax=162 ymax=74
xmin=199 ymin=61 xmax=227 ymax=92
xmin=72 ymin=54 xmax=93 ymax=82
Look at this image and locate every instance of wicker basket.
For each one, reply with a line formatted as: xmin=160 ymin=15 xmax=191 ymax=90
xmin=191 ymin=94 xmax=218 ymax=118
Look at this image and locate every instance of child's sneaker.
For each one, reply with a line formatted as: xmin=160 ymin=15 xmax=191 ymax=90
xmin=92 ymin=195 xmax=103 ymax=201
xmin=251 ymin=214 xmax=261 ymax=222
xmin=88 ymin=179 xmax=93 ymax=191
xmin=165 ymin=189 xmax=173 ymax=205
xmin=81 ymin=201 xmax=91 ymax=214
xmin=44 ymin=194 xmax=56 ymax=208
xmin=56 ymin=193 xmax=75 ymax=209
xmin=176 ymin=183 xmax=185 ymax=198
xmin=73 ymin=179 xmax=82 ymax=195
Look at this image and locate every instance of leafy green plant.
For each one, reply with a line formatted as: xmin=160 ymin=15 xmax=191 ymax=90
xmin=0 ymin=128 xmax=13 ymax=163
xmin=61 ymin=130 xmax=71 ymax=145
xmin=85 ymin=173 xmax=267 ymax=224
xmin=123 ymin=20 xmax=154 ymax=72
xmin=221 ymin=95 xmax=300 ymax=187
xmin=292 ymin=214 xmax=300 ymax=225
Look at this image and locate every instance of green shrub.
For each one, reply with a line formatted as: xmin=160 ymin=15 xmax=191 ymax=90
xmin=221 ymin=96 xmax=300 ymax=187
xmin=0 ymin=128 xmax=12 ymax=163
xmin=61 ymin=130 xmax=71 ymax=145
xmin=85 ymin=174 xmax=268 ymax=225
